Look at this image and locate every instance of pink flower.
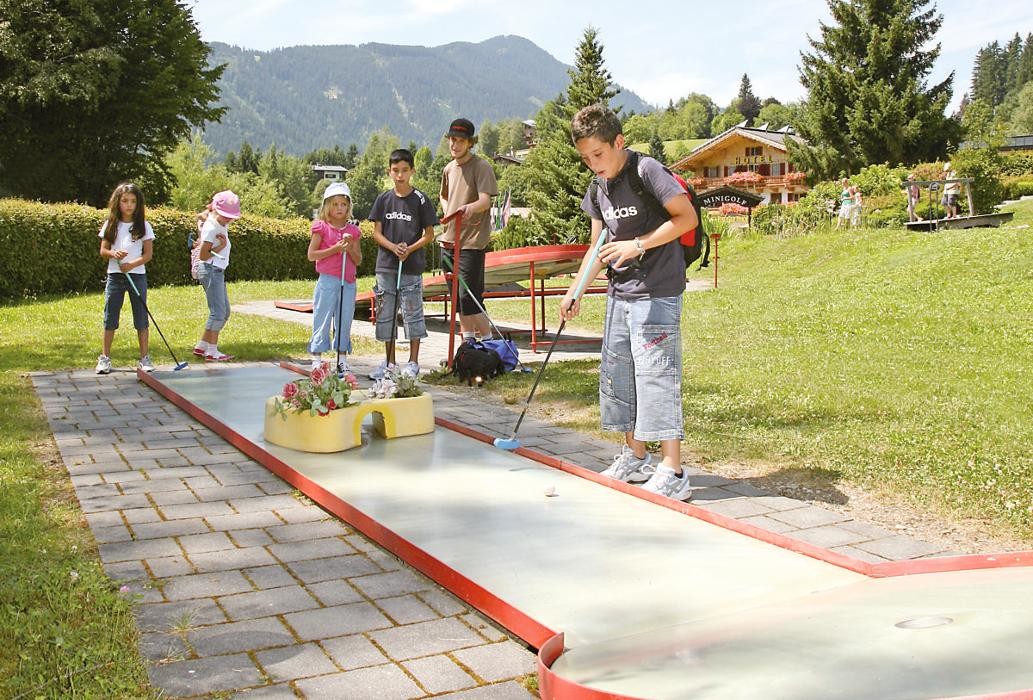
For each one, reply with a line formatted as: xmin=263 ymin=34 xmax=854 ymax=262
xmin=282 ymin=382 xmax=299 ymax=399
xmin=310 ymin=366 xmax=327 ymax=386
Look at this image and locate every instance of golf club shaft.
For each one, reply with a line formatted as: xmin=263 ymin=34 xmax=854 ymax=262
xmin=123 ymin=271 xmax=184 ymax=367
xmin=438 ymin=251 xmax=525 ymax=369
xmin=336 ymin=240 xmax=347 ymax=368
xmin=503 ymin=229 xmax=608 ymax=439
xmin=507 ymin=318 xmax=566 ymax=437
xmin=387 ymin=257 xmax=403 ymax=362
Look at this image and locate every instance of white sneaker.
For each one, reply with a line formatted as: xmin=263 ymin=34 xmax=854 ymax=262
xmin=95 ymin=354 xmax=112 ymax=375
xmin=311 ymin=354 xmax=323 ymax=371
xmin=600 ymin=446 xmax=653 ymax=483
xmin=337 ymin=358 xmax=351 ymax=375
xmin=641 ymin=465 xmax=693 ymax=501
xmin=137 ymin=354 xmax=155 ymax=373
xmin=368 ymin=361 xmax=393 ymax=380
xmin=403 ymin=361 xmax=421 ymax=377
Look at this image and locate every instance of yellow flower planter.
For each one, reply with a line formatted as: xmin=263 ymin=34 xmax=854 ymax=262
xmin=263 ymin=397 xmax=363 ymax=453
xmin=368 ymin=393 xmax=435 ymax=439
xmin=262 ymin=392 xmax=435 ymax=453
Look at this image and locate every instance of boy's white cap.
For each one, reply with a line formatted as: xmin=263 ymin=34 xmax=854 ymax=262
xmin=323 ymin=182 xmax=351 ymax=201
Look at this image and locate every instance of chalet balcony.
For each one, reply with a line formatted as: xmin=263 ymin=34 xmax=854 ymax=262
xmin=689 ymin=174 xmax=808 ymax=190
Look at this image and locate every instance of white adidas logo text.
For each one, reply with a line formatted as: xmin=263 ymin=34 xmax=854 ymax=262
xmin=385 ymin=211 xmax=413 ymax=221
xmin=602 ymin=205 xmax=638 ymax=220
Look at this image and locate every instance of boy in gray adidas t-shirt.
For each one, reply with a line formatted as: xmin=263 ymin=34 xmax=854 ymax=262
xmin=561 ymin=103 xmax=698 ymax=501
xmin=368 ymin=148 xmax=439 ymax=379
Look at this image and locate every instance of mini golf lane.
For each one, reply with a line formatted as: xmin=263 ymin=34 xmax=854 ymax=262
xmin=142 ymin=366 xmax=1033 ymax=700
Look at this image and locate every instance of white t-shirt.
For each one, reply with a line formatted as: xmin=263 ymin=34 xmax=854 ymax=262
xmin=200 ymin=216 xmax=231 ymax=270
xmin=99 ymin=220 xmax=155 ymax=274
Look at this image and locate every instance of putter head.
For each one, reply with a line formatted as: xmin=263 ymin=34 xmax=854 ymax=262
xmin=173 ymin=361 xmax=189 ymax=371
xmin=493 ymin=436 xmax=521 ymax=451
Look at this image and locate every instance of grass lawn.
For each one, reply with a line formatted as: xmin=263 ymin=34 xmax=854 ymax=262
xmin=3 ymin=204 xmax=1032 ymax=695
xmin=480 ymin=201 xmax=1033 ymax=541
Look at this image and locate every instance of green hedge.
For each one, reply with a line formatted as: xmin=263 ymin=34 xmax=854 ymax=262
xmin=0 ymin=198 xmax=382 ymax=301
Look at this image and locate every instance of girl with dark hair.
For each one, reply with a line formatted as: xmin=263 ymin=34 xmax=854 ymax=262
xmin=96 ymin=182 xmax=155 ymax=374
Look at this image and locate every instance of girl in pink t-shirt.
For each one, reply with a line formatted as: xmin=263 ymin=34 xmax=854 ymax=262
xmin=307 ymin=182 xmax=362 ymax=372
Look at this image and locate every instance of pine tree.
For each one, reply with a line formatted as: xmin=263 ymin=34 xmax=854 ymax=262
xmin=520 ymin=27 xmax=619 ymax=244
xmin=649 ymin=132 xmax=667 ymax=163
xmin=566 ymin=27 xmax=619 ymax=112
xmin=971 ymin=42 xmax=1006 ymax=107
xmin=1005 ymin=34 xmax=1024 ymax=95
xmin=736 ymin=74 xmax=762 ymax=124
xmin=1019 ymin=34 xmax=1033 ymax=89
xmin=793 ymin=0 xmax=959 ymax=179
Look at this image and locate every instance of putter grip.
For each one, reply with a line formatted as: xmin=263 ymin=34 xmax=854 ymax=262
xmin=569 ymin=228 xmax=608 ymax=304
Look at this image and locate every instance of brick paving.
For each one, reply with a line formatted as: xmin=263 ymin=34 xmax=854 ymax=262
xmin=33 ymin=359 xmax=958 ymax=698
xmin=32 ymin=370 xmax=536 ymax=699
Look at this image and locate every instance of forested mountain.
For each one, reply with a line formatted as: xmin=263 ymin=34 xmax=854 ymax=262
xmin=203 ymin=35 xmax=651 ymax=156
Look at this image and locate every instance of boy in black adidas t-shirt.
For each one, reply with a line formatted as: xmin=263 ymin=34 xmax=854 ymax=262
xmin=562 ymin=104 xmax=698 ymax=501
xmin=368 ymin=148 xmax=439 ymax=379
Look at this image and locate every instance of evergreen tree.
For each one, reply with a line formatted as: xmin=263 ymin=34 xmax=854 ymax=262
xmin=520 ymin=27 xmax=619 ymax=244
xmin=736 ymin=74 xmax=762 ymax=124
xmin=649 ymin=131 xmax=667 ymax=163
xmin=566 ymin=27 xmax=619 ymax=112
xmin=1005 ymin=34 xmax=1024 ymax=95
xmin=1019 ymin=34 xmax=1033 ymax=89
xmin=970 ymin=42 xmax=1006 ymax=108
xmin=227 ymin=142 xmax=260 ymax=174
xmin=792 ymin=0 xmax=959 ymax=179
xmin=0 ymin=0 xmax=224 ymax=205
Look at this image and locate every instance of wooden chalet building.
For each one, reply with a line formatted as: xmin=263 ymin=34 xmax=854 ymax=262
xmin=671 ymin=123 xmax=808 ymax=205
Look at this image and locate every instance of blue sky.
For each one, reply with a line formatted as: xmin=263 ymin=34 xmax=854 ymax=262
xmin=189 ymin=0 xmax=1033 ymax=112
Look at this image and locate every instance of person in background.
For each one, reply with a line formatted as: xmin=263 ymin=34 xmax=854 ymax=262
xmin=96 ymin=182 xmax=155 ymax=374
xmin=439 ymin=117 xmax=498 ymax=343
xmin=368 ymin=148 xmax=438 ymax=379
xmin=307 ymin=182 xmax=362 ymax=372
xmin=193 ymin=190 xmax=241 ymax=361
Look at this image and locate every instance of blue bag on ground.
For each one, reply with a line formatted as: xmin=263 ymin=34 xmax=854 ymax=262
xmin=480 ymin=339 xmax=519 ymax=372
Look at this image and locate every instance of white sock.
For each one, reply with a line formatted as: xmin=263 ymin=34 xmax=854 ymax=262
xmin=463 ymin=332 xmax=476 ymax=342
xmin=195 ymin=340 xmax=209 ymax=351
xmin=207 ymin=345 xmax=218 ymax=356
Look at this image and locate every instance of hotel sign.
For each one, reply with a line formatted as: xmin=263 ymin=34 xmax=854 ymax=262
xmin=734 ymin=155 xmax=773 ymax=165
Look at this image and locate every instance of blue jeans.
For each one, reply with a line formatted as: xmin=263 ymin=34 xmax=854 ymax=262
xmin=197 ymin=264 xmax=230 ymax=332
xmin=600 ymin=295 xmax=684 ymax=441
xmin=103 ymin=273 xmax=148 ymax=331
xmin=309 ymin=273 xmax=355 ymax=354
xmin=374 ymin=272 xmax=427 ymax=342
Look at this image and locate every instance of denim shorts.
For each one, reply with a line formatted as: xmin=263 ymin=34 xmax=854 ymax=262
xmin=374 ymin=272 xmax=427 ymax=342
xmin=197 ymin=263 xmax=230 ymax=332
xmin=599 ymin=295 xmax=684 ymax=441
xmin=103 ymin=273 xmax=148 ymax=331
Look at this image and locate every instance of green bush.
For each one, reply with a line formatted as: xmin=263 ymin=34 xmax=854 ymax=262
xmin=1001 ymin=176 xmax=1033 ymax=201
xmin=950 ymin=146 xmax=1004 ymax=215
xmin=862 ymin=194 xmax=908 ymax=228
xmin=1000 ymin=151 xmax=1033 ymax=177
xmin=0 ymin=198 xmax=384 ymax=301
xmin=853 ymin=163 xmax=909 ymax=197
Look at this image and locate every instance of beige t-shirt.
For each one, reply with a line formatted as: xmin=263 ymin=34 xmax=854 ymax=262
xmin=439 ymin=155 xmax=498 ymax=250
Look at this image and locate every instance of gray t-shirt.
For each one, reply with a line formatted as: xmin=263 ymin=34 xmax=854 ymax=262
xmin=369 ymin=188 xmax=439 ymax=275
xmin=581 ymin=151 xmax=686 ymax=300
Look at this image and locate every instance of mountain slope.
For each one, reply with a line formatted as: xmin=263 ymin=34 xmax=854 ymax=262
xmin=203 ymin=35 xmax=651 ymax=156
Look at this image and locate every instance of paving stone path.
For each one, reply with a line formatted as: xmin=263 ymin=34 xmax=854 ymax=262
xmin=33 ymin=357 xmax=956 ymax=698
